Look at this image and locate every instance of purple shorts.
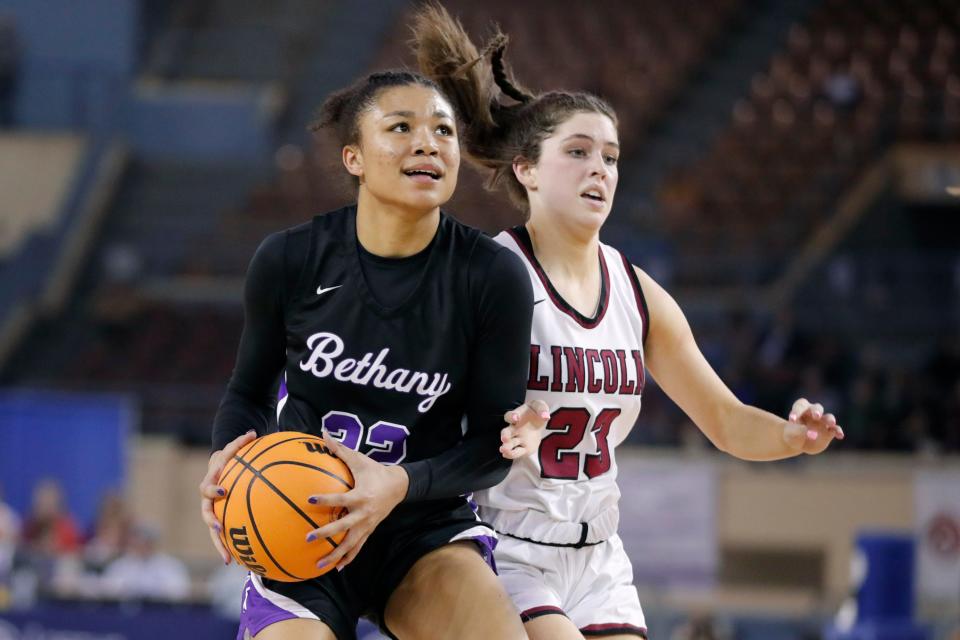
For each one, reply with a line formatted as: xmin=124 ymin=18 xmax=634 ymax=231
xmin=237 ymin=526 xmax=497 ymax=640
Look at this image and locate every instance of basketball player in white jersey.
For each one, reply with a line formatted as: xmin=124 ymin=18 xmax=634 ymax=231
xmin=412 ymin=6 xmax=845 ymax=639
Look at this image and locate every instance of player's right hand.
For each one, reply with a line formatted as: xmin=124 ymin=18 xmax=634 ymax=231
xmin=500 ymin=399 xmax=551 ymax=459
xmin=783 ymin=398 xmax=844 ymax=454
xmin=199 ymin=430 xmax=257 ymax=564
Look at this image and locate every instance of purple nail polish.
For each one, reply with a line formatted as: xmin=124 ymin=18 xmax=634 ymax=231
xmin=216 ymin=488 xmax=226 ymax=497
xmin=306 ymin=533 xmax=317 ymax=542
xmin=317 ymin=560 xmax=327 ymax=569
xmin=308 ymin=496 xmax=318 ymax=504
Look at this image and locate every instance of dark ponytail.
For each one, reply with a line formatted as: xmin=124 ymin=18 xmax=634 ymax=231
xmin=489 ymin=39 xmax=534 ymax=104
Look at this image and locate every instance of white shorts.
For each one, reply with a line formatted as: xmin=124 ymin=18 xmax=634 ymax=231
xmin=494 ymin=533 xmax=647 ymax=637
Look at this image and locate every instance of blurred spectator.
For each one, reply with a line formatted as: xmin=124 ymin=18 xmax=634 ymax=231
xmin=823 ymin=67 xmax=861 ymax=114
xmin=924 ymin=335 xmax=960 ymax=399
xmin=670 ymin=612 xmax=732 ymax=640
xmin=757 ymin=310 xmax=809 ymax=371
xmin=101 ymin=242 xmax=144 ymax=286
xmin=101 ymin=524 xmax=190 ymax=601
xmin=898 ymin=408 xmax=939 ymax=455
xmin=797 ymin=365 xmax=843 ymax=419
xmin=942 ymin=379 xmax=960 ymax=452
xmin=814 ymin=337 xmax=855 ymax=398
xmin=10 ymin=480 xmax=86 ymax=603
xmin=21 ymin=479 xmax=81 ymax=554
xmin=83 ymin=492 xmax=131 ymax=574
xmin=755 ymin=310 xmax=810 ymax=414
xmin=723 ymin=361 xmax=757 ymax=407
xmin=11 ymin=518 xmax=84 ymax=603
xmin=629 ymin=320 xmax=960 ymax=454
xmin=0 ymin=14 xmax=18 ymax=126
xmin=826 ymin=255 xmax=856 ymax=299
xmin=0 ymin=483 xmax=19 ymax=607
xmin=207 ymin=561 xmax=247 ymax=620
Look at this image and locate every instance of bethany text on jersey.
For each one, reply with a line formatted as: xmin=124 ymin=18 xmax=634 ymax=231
xmin=299 ymin=331 xmax=453 ymax=412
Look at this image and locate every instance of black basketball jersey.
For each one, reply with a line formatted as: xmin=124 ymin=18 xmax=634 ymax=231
xmin=212 ymin=205 xmax=534 ymax=520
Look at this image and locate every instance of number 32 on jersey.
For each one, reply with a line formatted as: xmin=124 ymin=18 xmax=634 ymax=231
xmin=538 ymin=407 xmax=620 ymax=480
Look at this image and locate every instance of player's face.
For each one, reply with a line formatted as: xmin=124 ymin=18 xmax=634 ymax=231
xmin=527 ymin=111 xmax=619 ymax=233
xmin=347 ymin=85 xmax=460 ymax=215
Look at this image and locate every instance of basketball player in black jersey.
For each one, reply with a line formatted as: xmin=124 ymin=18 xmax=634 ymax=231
xmin=197 ymin=71 xmax=538 ymax=639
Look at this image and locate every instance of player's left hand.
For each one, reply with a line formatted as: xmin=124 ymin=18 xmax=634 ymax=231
xmin=500 ymin=399 xmax=551 ymax=459
xmin=303 ymin=432 xmax=409 ymax=571
xmin=783 ymin=397 xmax=845 ymax=455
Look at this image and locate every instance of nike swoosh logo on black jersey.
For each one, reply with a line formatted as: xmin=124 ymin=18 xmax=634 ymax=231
xmin=316 ymin=285 xmax=342 ymax=295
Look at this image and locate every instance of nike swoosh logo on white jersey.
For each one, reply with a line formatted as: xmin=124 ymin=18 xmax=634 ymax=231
xmin=533 ymin=298 xmax=545 ymax=306
xmin=316 ymin=285 xmax=342 ymax=295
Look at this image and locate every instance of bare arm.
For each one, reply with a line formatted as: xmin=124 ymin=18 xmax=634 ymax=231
xmin=636 ymin=267 xmax=842 ymax=461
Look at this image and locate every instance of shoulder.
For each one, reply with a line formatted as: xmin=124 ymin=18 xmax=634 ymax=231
xmin=473 ymin=238 xmax=532 ymax=308
xmin=437 ymin=213 xmax=513 ymax=267
xmin=254 ymin=206 xmax=353 ymax=267
xmin=251 ymin=221 xmax=308 ymax=276
xmin=620 ymin=260 xmax=663 ymax=311
xmin=601 ymin=243 xmax=652 ymax=292
xmin=624 ymin=262 xmax=695 ymax=346
xmin=311 ymin=205 xmax=354 ymax=233
xmin=457 ymin=219 xmax=528 ymax=280
xmin=439 ymin=212 xmax=487 ymax=248
xmin=439 ymin=216 xmax=532 ymax=305
xmin=256 ymin=223 xmax=302 ymax=255
xmin=484 ymin=239 xmax=529 ymax=283
xmin=294 ymin=205 xmax=353 ymax=252
xmin=629 ymin=264 xmax=660 ymax=295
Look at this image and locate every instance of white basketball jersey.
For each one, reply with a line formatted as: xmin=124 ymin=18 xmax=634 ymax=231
xmin=475 ymin=227 xmax=648 ymax=545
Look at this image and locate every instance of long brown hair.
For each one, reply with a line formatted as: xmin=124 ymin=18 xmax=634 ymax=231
xmin=411 ymin=3 xmax=618 ymax=210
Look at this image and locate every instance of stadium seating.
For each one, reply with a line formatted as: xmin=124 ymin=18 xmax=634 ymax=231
xmin=659 ymin=0 xmax=960 ymax=285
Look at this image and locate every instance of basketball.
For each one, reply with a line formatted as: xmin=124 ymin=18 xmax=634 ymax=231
xmin=213 ymin=432 xmax=353 ymax=582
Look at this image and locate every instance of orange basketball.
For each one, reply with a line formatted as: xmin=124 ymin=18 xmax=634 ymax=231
xmin=213 ymin=431 xmax=353 ymax=582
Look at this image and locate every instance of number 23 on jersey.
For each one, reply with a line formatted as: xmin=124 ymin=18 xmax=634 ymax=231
xmin=538 ymin=407 xmax=620 ymax=480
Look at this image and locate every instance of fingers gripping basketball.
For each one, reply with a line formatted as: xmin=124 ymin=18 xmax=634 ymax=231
xmin=213 ymin=432 xmax=354 ymax=582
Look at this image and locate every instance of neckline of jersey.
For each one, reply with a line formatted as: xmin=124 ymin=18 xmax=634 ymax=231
xmin=508 ymin=225 xmax=610 ymax=329
xmin=356 ymin=230 xmax=435 ymax=266
xmin=345 ymin=206 xmax=445 ymax=317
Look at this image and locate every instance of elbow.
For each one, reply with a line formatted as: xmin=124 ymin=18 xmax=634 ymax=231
xmin=477 ymin=456 xmax=512 ymax=491
xmin=706 ymin=425 xmax=732 ymax=455
xmin=489 ymin=456 xmax=512 ymax=486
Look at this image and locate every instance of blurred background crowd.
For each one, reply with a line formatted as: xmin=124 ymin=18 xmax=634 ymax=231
xmin=0 ymin=479 xmax=195 ymax=606
xmin=0 ymin=0 xmax=957 ymax=638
